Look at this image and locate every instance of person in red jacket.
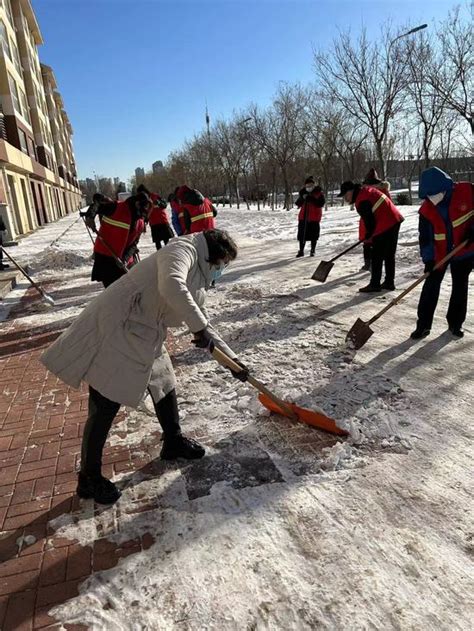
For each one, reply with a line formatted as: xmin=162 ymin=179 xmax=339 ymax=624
xmin=84 ymin=192 xmax=151 ymax=288
xmin=411 ymin=167 xmax=474 ymax=339
xmin=177 ymin=187 xmax=216 ymax=234
xmin=295 ymin=176 xmax=325 ymax=257
xmin=137 ymin=185 xmax=174 ymax=250
xmin=360 ymin=169 xmax=393 ymax=271
xmin=338 ymin=180 xmax=404 ymax=292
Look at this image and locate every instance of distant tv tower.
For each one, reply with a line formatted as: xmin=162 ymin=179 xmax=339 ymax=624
xmin=205 ymin=101 xmax=211 ymax=141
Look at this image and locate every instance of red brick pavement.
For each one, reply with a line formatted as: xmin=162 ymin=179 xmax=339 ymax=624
xmin=0 ymin=287 xmax=184 ymax=630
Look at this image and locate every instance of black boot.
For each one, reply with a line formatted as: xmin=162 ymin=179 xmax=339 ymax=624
xmin=77 ymin=473 xmax=121 ymax=504
xmin=296 ymin=250 xmax=304 ymax=258
xmin=160 ymin=435 xmax=205 ymax=460
xmin=310 ymin=250 xmax=315 ymax=257
xmin=359 ymin=284 xmax=381 ymax=293
xmin=381 ymin=280 xmax=395 ymax=291
xmin=410 ymin=327 xmax=431 ymax=340
xmin=449 ymin=326 xmax=464 ymax=338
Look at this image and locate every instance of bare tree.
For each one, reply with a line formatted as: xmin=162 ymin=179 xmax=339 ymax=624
xmin=428 ymin=5 xmax=473 ymax=133
xmin=314 ymin=25 xmax=408 ymax=177
xmin=403 ymin=33 xmax=447 ymax=167
xmin=249 ymin=84 xmax=307 ymax=209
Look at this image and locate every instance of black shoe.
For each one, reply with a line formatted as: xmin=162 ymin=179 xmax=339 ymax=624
xmin=360 ymin=263 xmax=371 ymax=272
xmin=160 ymin=435 xmax=205 ymax=460
xmin=0 ymin=264 xmax=10 ymax=270
xmin=77 ymin=473 xmax=121 ymax=505
xmin=296 ymin=251 xmax=304 ymax=258
xmin=358 ymin=284 xmax=381 ymax=293
xmin=449 ymin=327 xmax=464 ymax=338
xmin=381 ymin=281 xmax=395 ymax=291
xmin=410 ymin=327 xmax=431 ymax=340
xmin=310 ymin=251 xmax=315 ymax=257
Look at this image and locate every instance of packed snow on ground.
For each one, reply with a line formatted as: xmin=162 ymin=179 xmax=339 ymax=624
xmin=2 ymin=204 xmax=472 ymax=630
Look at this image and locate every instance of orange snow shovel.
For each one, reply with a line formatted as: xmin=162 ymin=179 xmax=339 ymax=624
xmin=312 ymin=240 xmax=362 ymax=282
xmin=346 ymin=240 xmax=469 ymax=350
xmin=212 ymin=346 xmax=348 ymax=436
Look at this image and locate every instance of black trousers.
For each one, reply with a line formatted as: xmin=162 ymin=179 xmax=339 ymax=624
xmin=297 ymin=221 xmax=320 ymax=253
xmin=370 ymin=223 xmax=400 ymax=287
xmin=80 ymin=386 xmax=182 ymax=477
xmin=416 ymin=257 xmax=473 ymax=331
xmin=363 ymin=243 xmax=372 ymax=267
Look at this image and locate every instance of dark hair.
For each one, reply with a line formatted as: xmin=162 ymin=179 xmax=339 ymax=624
xmin=134 ymin=191 xmax=151 ymax=210
xmin=305 ymin=176 xmax=315 ymax=185
xmin=203 ymin=229 xmax=238 ymax=264
xmin=137 ymin=183 xmax=150 ymax=195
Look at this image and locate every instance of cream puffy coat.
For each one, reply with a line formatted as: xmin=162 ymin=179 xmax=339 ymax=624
xmin=41 ymin=233 xmax=235 ymax=407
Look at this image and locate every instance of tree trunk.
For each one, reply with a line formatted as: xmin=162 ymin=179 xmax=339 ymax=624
xmin=271 ymin=169 xmax=276 ymax=211
xmin=375 ymin=140 xmax=386 ymax=179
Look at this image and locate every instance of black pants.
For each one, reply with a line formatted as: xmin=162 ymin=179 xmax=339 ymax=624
xmin=370 ymin=224 xmax=400 ymax=287
xmin=80 ymin=386 xmax=182 ymax=477
xmin=297 ymin=221 xmax=320 ymax=254
xmin=416 ymin=257 xmax=473 ymax=331
xmin=91 ymin=253 xmax=126 ymax=288
xmin=363 ymin=243 xmax=372 ymax=268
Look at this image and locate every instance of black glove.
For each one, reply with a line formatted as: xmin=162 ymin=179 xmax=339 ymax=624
xmin=157 ymin=199 xmax=167 ymax=209
xmin=424 ymin=260 xmax=435 ymax=273
xmin=229 ymin=359 xmax=249 ymax=382
xmin=192 ymin=328 xmax=214 ymax=349
xmin=123 ymin=243 xmax=138 ymax=261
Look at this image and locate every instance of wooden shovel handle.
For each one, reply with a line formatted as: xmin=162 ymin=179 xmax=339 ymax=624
xmin=329 ymin=240 xmax=362 ymax=263
xmin=368 ymin=240 xmax=469 ymax=326
xmin=211 ymin=346 xmax=297 ymax=419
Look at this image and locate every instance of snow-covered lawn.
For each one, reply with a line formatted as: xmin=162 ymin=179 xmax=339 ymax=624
xmin=1 ymin=204 xmax=472 ymax=629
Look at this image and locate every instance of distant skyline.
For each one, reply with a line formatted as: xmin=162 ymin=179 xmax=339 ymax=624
xmin=33 ymin=0 xmax=458 ymax=184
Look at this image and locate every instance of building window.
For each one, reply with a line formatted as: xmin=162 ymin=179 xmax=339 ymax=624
xmin=19 ymin=87 xmax=30 ymax=124
xmin=8 ymin=72 xmax=21 ymax=114
xmin=27 ymin=136 xmax=36 ymax=161
xmin=4 ymin=0 xmax=14 ymax=26
xmin=10 ymin=38 xmax=22 ymax=75
xmin=18 ymin=128 xmax=28 ymax=154
xmin=0 ymin=19 xmax=11 ymax=59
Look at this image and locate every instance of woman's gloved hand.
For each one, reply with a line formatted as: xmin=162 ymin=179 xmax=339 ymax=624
xmin=192 ymin=328 xmax=215 ymax=349
xmin=229 ymin=359 xmax=249 ymax=382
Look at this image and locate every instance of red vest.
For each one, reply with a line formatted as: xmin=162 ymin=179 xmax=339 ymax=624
xmin=298 ymin=191 xmax=323 ymax=223
xmin=357 ymin=186 xmax=404 ymax=241
xmin=148 ymin=193 xmax=170 ymax=227
xmin=182 ymin=198 xmax=215 ymax=234
xmin=419 ymin=182 xmax=474 ymax=263
xmin=94 ymin=201 xmax=144 ymax=260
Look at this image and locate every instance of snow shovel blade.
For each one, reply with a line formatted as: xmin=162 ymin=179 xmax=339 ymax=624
xmin=258 ymin=393 xmax=348 ymax=436
xmin=312 ymin=260 xmax=334 ymax=282
xmin=346 ymin=318 xmax=373 ymax=350
xmin=41 ymin=291 xmax=55 ymax=307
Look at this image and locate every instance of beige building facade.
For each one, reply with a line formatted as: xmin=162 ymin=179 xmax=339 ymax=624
xmin=0 ymin=0 xmax=82 ymax=242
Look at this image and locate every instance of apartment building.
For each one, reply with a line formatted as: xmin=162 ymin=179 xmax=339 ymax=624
xmin=0 ymin=0 xmax=82 ymax=241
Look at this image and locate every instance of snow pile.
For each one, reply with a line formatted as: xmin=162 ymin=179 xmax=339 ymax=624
xmin=33 ymin=247 xmax=92 ymax=272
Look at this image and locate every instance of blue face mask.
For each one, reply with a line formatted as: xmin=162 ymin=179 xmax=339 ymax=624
xmin=210 ymin=262 xmax=227 ymax=282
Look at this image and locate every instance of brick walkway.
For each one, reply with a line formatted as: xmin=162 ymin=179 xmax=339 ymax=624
xmin=0 ymin=285 xmax=181 ymax=630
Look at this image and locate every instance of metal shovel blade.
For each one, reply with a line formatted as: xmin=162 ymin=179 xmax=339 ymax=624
xmin=346 ymin=318 xmax=374 ymax=350
xmin=258 ymin=393 xmax=348 ymax=436
xmin=42 ymin=292 xmax=55 ymax=307
xmin=312 ymin=260 xmax=334 ymax=282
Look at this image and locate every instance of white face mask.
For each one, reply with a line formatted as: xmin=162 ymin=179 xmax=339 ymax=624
xmin=305 ymin=186 xmax=313 ymax=192
xmin=427 ymin=192 xmax=445 ymax=206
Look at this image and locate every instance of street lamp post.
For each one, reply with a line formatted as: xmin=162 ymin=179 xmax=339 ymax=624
xmin=389 ymin=23 xmax=428 ymax=49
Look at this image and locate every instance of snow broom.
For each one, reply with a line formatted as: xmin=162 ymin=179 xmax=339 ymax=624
xmin=0 ymin=247 xmax=55 ymax=306
xmin=312 ymin=240 xmax=362 ymax=282
xmin=346 ymin=240 xmax=469 ymax=350
xmin=211 ymin=346 xmax=348 ymax=436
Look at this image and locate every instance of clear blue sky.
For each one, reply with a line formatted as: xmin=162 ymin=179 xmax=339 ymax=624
xmin=33 ymin=0 xmax=455 ymax=184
